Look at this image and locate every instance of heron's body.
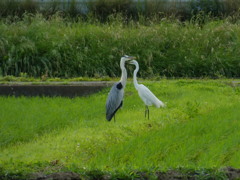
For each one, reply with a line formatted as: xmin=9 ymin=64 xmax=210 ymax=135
xmin=106 ymin=82 xmax=124 ymax=121
xmin=130 ymin=60 xmax=164 ymax=119
xmin=105 ymin=55 xmax=135 ymax=121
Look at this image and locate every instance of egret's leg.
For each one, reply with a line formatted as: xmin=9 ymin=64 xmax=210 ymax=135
xmin=145 ymin=105 xmax=147 ymax=118
xmin=145 ymin=105 xmax=149 ymax=119
xmin=148 ymin=109 xmax=149 ymax=120
xmin=147 ymin=106 xmax=149 ymax=120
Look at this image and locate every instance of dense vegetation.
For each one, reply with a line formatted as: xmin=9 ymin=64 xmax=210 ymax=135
xmin=0 ymin=13 xmax=240 ymax=78
xmin=1 ymin=1 xmax=240 ymax=179
xmin=1 ymin=0 xmax=240 ymax=20
xmin=0 ymin=80 xmax=239 ymax=179
xmin=0 ymin=0 xmax=240 ymax=78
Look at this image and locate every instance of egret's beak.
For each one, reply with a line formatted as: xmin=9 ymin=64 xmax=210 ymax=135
xmin=129 ymin=60 xmax=135 ymax=65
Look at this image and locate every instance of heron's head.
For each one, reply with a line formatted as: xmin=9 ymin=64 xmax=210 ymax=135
xmin=120 ymin=55 xmax=136 ymax=63
xmin=129 ymin=60 xmax=138 ymax=66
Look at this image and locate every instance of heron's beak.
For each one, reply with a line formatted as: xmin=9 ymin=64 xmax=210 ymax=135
xmin=127 ymin=56 xmax=136 ymax=61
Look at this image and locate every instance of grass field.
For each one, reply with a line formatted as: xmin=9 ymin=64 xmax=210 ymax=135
xmin=0 ymin=79 xmax=240 ymax=179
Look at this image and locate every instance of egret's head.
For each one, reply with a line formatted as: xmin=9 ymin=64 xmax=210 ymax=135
xmin=120 ymin=55 xmax=136 ymax=63
xmin=129 ymin=60 xmax=138 ymax=66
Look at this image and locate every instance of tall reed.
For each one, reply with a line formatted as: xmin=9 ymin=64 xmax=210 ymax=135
xmin=1 ymin=0 xmax=240 ymax=20
xmin=0 ymin=13 xmax=240 ymax=78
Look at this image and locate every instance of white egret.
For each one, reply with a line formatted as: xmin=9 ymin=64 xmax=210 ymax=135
xmin=129 ymin=60 xmax=165 ymax=119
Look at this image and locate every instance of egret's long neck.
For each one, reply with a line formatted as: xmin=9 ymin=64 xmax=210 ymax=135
xmin=120 ymin=60 xmax=127 ymax=88
xmin=133 ymin=63 xmax=139 ymax=89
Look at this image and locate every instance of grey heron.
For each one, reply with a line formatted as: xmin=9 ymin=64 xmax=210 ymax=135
xmin=129 ymin=60 xmax=165 ymax=119
xmin=106 ymin=55 xmax=136 ymax=121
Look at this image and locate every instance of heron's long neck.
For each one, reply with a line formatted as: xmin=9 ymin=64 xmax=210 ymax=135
xmin=133 ymin=64 xmax=139 ymax=89
xmin=120 ymin=60 xmax=127 ymax=88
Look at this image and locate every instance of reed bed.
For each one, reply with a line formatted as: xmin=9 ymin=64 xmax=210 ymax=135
xmin=0 ymin=13 xmax=240 ymax=78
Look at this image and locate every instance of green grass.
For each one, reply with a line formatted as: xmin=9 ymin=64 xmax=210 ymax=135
xmin=0 ymin=79 xmax=240 ymax=178
xmin=1 ymin=14 xmax=240 ymax=78
xmin=0 ymin=75 xmax=113 ymax=84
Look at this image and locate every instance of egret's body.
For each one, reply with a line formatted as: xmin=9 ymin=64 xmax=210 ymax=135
xmin=130 ymin=60 xmax=165 ymax=119
xmin=106 ymin=55 xmax=135 ymax=121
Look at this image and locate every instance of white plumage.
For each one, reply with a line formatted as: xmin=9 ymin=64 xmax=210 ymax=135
xmin=129 ymin=60 xmax=165 ymax=119
xmin=137 ymin=84 xmax=165 ymax=108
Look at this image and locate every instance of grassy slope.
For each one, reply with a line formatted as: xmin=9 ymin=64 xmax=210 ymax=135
xmin=0 ymin=79 xmax=240 ymax=177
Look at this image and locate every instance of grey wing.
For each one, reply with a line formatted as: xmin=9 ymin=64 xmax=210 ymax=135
xmin=106 ymin=82 xmax=124 ymax=121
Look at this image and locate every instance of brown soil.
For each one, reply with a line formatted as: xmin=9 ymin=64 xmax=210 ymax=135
xmin=29 ymin=172 xmax=81 ymax=180
xmin=28 ymin=167 xmax=240 ymax=180
xmin=223 ymin=167 xmax=240 ymax=180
